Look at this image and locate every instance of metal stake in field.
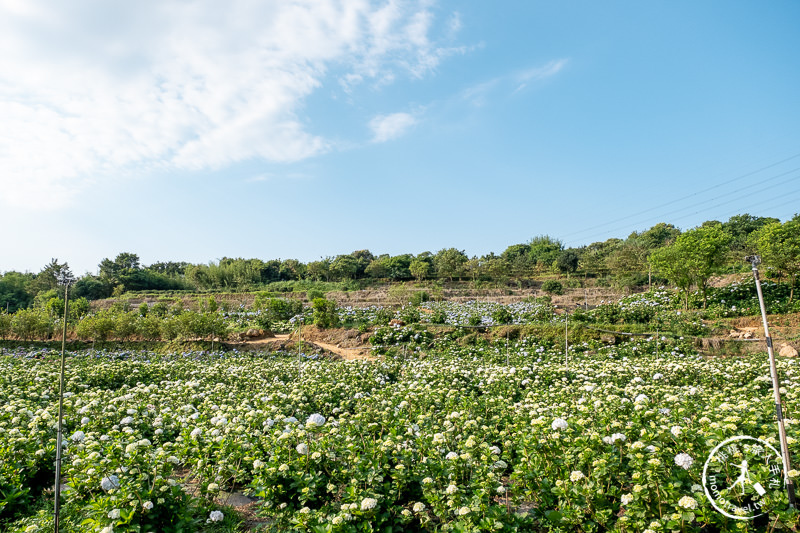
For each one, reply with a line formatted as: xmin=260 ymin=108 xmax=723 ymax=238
xmin=564 ymin=311 xmax=569 ymax=369
xmin=54 ymin=281 xmax=70 ymax=531
xmin=297 ymin=317 xmax=303 ymax=380
xmin=747 ymin=255 xmax=796 ymax=508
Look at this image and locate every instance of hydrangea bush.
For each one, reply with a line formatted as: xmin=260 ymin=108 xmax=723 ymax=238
xmin=1 ymin=334 xmax=798 ymax=531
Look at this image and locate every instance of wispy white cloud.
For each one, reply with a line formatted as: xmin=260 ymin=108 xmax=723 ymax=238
xmin=513 ymin=59 xmax=568 ymax=93
xmin=459 ymin=58 xmax=569 ymax=105
xmin=369 ymin=112 xmax=418 ymax=143
xmin=0 ymin=0 xmax=459 ymax=209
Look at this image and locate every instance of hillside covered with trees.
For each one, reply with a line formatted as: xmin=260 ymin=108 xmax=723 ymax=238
xmin=2 ymin=214 xmax=799 ymax=316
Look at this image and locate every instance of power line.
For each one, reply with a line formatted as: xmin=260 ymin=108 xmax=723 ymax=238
xmin=560 ymin=151 xmax=800 ymax=241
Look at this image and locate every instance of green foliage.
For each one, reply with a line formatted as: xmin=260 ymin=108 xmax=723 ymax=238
xmin=75 ymin=311 xmax=117 ymax=342
xmin=71 ymin=274 xmax=111 ymax=300
xmin=541 ymin=279 xmax=563 ymax=295
xmin=312 ymin=298 xmax=339 ymax=329
xmin=0 ymin=313 xmax=11 ymax=340
xmin=10 ymin=309 xmax=52 ymax=340
xmin=150 ymin=301 xmax=169 ymax=318
xmin=255 ymin=298 xmax=304 ymax=326
xmin=649 ymin=224 xmax=731 ymax=308
xmin=44 ymin=296 xmax=65 ymax=318
xmin=409 ymin=290 xmax=429 ymax=306
xmin=434 ymin=248 xmax=468 ymax=281
xmin=409 ymin=258 xmax=432 ymax=281
xmin=755 ymin=217 xmax=800 ymax=302
xmin=70 ymin=297 xmax=91 ymax=319
xmin=555 ymin=249 xmax=579 ymax=275
xmin=306 ymin=289 xmax=324 ymax=301
xmin=491 ymin=306 xmax=513 ymax=325
xmin=399 ymin=306 xmax=421 ymax=324
xmin=0 ymin=272 xmax=35 ymax=313
xmin=528 ymin=235 xmax=563 ymax=269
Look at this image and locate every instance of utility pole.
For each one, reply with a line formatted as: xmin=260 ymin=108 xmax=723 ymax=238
xmin=54 ymin=281 xmax=70 ymax=531
xmin=747 ymin=255 xmax=796 ymax=508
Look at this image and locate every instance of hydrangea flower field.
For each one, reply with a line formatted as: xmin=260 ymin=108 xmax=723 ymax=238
xmin=1 ymin=333 xmax=798 ymax=531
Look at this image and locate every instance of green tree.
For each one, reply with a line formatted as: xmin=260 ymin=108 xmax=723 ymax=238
xmin=579 ymin=239 xmax=622 ymax=277
xmin=76 ymin=311 xmax=117 ymax=342
xmin=330 ymin=255 xmax=361 ymax=281
xmin=306 ymin=259 xmax=331 ymax=282
xmin=11 ymin=308 xmax=52 ymax=340
xmin=365 ymin=257 xmax=389 ymax=279
xmin=755 ymin=217 xmax=800 ymax=302
xmin=349 ymin=250 xmax=375 ymax=278
xmin=28 ymin=258 xmax=74 ymax=295
xmin=409 ymin=259 xmax=432 ymax=282
xmin=629 ymin=223 xmax=681 ymax=249
xmin=99 ymin=252 xmax=143 ymax=292
xmin=528 ymin=236 xmax=563 ymax=270
xmin=649 ymin=224 xmax=731 ymax=308
xmin=0 ymin=312 xmax=11 ymax=339
xmin=384 ymin=255 xmax=413 ymax=280
xmin=555 ymin=249 xmax=580 ymax=277
xmin=70 ymin=297 xmax=91 ymax=319
xmin=312 ymin=298 xmax=339 ymax=329
xmin=279 ymin=259 xmax=306 ymax=281
xmin=501 ymin=244 xmax=533 ymax=276
xmin=72 ymin=275 xmax=112 ymax=300
xmin=0 ymin=271 xmax=35 ymax=312
xmin=434 ymin=248 xmax=468 ymax=281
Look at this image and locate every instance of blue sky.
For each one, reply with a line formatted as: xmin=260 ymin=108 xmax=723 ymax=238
xmin=2 ymin=0 xmax=799 ymax=275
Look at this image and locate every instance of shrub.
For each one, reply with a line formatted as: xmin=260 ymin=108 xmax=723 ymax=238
xmin=150 ymin=301 xmax=169 ymax=317
xmin=306 ymin=289 xmax=324 ymax=301
xmin=491 ymin=307 xmax=513 ymax=325
xmin=409 ymin=291 xmax=430 ymax=306
xmin=541 ymin=280 xmax=563 ymax=295
xmin=0 ymin=313 xmax=11 ymax=339
xmin=312 ymin=298 xmax=339 ymax=329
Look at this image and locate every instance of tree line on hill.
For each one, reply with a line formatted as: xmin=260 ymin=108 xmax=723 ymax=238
xmin=1 ymin=213 xmax=798 ymax=314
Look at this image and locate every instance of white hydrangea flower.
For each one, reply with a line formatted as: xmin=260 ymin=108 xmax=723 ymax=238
xmin=445 ymin=451 xmax=459 ymax=460
xmin=670 ymin=426 xmax=682 ymax=437
xmin=296 ymin=443 xmax=309 ymax=455
xmin=551 ymin=418 xmax=568 ymax=431
xmin=412 ymin=501 xmax=426 ymax=513
xmin=209 ymin=510 xmax=224 ymax=522
xmin=360 ymin=497 xmax=378 ymax=510
xmin=621 ymin=493 xmax=633 ymax=505
xmin=674 ymin=453 xmax=693 ymax=470
xmin=570 ymin=470 xmax=585 ymax=482
xmin=678 ymin=495 xmax=697 ymax=510
xmin=101 ymin=475 xmax=120 ymax=491
xmin=306 ymin=413 xmax=326 ymax=427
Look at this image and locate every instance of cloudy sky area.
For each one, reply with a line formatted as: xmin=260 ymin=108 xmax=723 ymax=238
xmin=2 ymin=0 xmax=799 ymax=274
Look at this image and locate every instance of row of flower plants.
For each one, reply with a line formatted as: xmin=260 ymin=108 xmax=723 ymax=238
xmin=1 ymin=333 xmax=798 ymax=532
xmin=4 ymin=277 xmax=797 ymax=344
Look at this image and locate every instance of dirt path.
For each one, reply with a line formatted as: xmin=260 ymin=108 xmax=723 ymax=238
xmin=242 ymin=333 xmax=375 ymax=360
